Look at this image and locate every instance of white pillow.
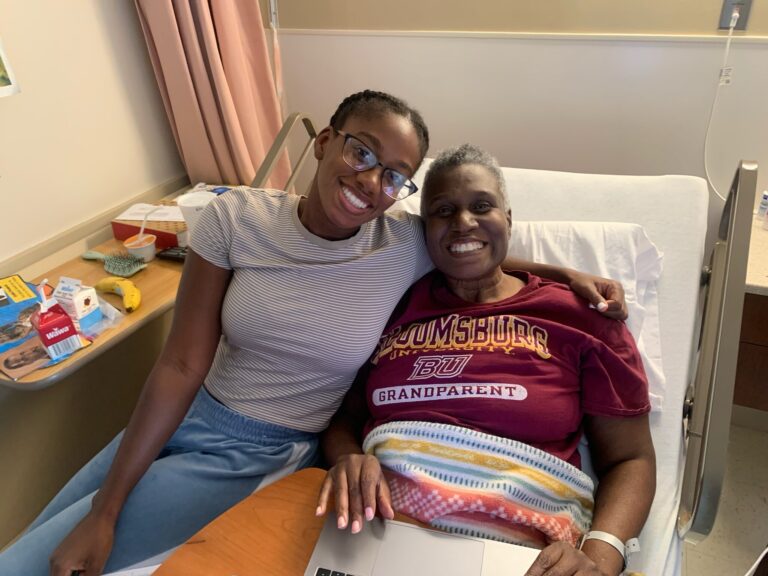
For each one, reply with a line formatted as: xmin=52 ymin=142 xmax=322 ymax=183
xmin=509 ymin=221 xmax=665 ymax=411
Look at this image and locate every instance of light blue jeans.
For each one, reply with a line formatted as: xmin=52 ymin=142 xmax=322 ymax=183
xmin=0 ymin=386 xmax=318 ymax=575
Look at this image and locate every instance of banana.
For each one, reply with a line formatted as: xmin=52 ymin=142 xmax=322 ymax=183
xmin=94 ymin=277 xmax=141 ymax=313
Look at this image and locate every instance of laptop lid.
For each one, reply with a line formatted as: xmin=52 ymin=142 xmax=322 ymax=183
xmin=304 ymin=516 xmax=539 ymax=576
xmin=305 ymin=516 xmax=483 ymax=576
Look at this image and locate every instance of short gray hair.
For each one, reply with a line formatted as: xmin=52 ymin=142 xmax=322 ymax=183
xmin=421 ymin=144 xmax=508 ymax=219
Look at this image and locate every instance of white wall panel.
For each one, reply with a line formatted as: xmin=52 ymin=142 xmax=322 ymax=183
xmin=279 ymin=32 xmax=768 ymax=233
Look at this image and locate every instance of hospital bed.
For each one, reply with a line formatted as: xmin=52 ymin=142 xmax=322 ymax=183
xmin=396 ymin=158 xmax=755 ymax=575
xmin=256 ymin=113 xmax=756 ymax=575
xmin=116 ymin=117 xmax=757 ymax=575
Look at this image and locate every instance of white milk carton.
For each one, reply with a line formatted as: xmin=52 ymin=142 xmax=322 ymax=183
xmin=53 ymin=277 xmax=101 ymax=325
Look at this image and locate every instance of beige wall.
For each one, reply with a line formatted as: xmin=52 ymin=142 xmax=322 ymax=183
xmin=0 ymin=0 xmax=184 ymax=265
xmin=275 ymin=0 xmax=768 ymax=36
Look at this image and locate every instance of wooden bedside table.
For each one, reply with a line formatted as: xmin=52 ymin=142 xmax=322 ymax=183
xmin=734 ymin=216 xmax=768 ymax=413
xmin=0 ymin=239 xmax=184 ymax=391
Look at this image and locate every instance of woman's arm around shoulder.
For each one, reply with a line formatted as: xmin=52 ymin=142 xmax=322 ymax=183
xmin=49 ymin=250 xmax=232 ymax=576
xmin=503 ymin=256 xmax=627 ymax=320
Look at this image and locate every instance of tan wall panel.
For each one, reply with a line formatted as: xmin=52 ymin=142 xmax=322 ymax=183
xmin=0 ymin=312 xmax=172 ymax=548
xmin=276 ymin=0 xmax=768 ymax=36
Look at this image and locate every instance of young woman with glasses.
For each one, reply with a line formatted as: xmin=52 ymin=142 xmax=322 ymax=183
xmin=0 ymin=91 xmax=627 ymax=576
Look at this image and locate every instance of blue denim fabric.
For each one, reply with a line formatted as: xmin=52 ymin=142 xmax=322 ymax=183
xmin=0 ymin=387 xmax=318 ymax=575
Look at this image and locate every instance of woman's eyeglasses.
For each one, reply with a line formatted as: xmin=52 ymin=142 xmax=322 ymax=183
xmin=334 ymin=129 xmax=419 ymax=200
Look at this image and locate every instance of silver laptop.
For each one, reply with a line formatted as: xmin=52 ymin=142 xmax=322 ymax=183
xmin=304 ymin=515 xmax=540 ymax=576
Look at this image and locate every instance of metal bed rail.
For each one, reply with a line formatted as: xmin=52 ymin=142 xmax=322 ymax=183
xmin=251 ymin=113 xmax=317 ymax=191
xmin=678 ymin=160 xmax=758 ymax=542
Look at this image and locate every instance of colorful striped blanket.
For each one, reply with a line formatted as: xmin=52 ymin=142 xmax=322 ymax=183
xmin=362 ymin=421 xmax=595 ymax=548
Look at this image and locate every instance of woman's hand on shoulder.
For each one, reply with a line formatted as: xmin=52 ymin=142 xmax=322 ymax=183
xmin=524 ymin=542 xmax=612 ymax=576
xmin=568 ymin=272 xmax=627 ymax=321
xmin=316 ymin=453 xmax=394 ymax=534
xmin=49 ymin=511 xmax=115 ymax=576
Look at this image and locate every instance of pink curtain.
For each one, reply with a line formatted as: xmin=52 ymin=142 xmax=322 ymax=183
xmin=135 ymin=0 xmax=290 ymax=188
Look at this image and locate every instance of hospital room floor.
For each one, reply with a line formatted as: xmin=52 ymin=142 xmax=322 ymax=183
xmin=683 ymin=424 xmax=768 ymax=575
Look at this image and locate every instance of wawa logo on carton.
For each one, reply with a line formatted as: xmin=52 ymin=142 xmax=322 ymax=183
xmin=45 ymin=325 xmax=71 ymax=340
xmin=30 ymin=301 xmax=84 ymax=361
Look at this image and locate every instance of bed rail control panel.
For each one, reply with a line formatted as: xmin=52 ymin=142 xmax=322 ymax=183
xmin=700 ymin=265 xmax=712 ymax=287
xmin=678 ymin=160 xmax=757 ymax=542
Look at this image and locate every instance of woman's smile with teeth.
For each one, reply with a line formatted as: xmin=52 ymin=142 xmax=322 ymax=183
xmin=449 ymin=241 xmax=484 ymax=253
xmin=342 ymin=186 xmax=369 ymax=210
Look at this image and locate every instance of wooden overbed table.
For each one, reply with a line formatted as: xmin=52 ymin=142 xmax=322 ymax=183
xmin=154 ymin=467 xmax=329 ymax=576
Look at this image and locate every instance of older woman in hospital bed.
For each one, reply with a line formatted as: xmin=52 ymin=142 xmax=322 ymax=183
xmin=317 ymin=144 xmax=656 ymax=576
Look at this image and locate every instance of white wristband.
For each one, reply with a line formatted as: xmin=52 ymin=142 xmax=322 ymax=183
xmin=579 ymin=530 xmax=640 ymax=570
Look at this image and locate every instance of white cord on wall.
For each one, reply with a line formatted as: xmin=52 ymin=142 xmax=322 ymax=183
xmin=703 ymin=7 xmax=741 ymax=203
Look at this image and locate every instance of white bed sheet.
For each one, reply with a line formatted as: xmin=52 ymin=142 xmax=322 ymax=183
xmin=404 ymin=163 xmax=709 ymax=575
xmin=509 ymin=220 xmax=665 ymax=411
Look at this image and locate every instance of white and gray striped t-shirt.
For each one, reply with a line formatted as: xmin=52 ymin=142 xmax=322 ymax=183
xmin=190 ymin=187 xmax=432 ymax=432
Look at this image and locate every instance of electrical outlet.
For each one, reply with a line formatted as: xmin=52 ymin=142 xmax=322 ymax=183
xmin=719 ymin=0 xmax=752 ymax=30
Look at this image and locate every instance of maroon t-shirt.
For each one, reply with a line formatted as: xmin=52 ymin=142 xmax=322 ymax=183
xmin=364 ymin=271 xmax=650 ymax=467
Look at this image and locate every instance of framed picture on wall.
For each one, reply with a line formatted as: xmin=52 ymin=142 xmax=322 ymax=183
xmin=0 ymin=38 xmax=19 ymax=97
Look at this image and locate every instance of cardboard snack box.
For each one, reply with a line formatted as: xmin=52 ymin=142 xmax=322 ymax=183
xmin=111 ymin=201 xmax=189 ymax=249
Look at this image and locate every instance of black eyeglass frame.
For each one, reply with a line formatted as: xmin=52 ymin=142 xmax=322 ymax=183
xmin=333 ymin=128 xmax=419 ymax=200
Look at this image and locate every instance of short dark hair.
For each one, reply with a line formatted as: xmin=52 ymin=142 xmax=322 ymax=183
xmin=421 ymin=144 xmax=508 ymax=219
xmin=329 ymin=90 xmax=430 ymax=163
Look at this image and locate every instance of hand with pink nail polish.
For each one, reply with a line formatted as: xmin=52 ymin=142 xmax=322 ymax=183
xmin=316 ymin=453 xmax=394 ymax=534
xmin=567 ymin=271 xmax=628 ymax=320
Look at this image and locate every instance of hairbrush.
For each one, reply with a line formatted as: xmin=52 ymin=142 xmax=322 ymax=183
xmin=81 ymin=250 xmax=147 ymax=278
